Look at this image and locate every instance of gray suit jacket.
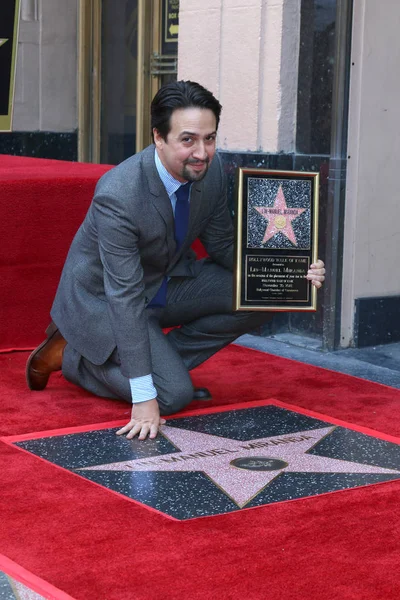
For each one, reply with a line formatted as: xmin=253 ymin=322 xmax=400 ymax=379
xmin=51 ymin=145 xmax=234 ymax=378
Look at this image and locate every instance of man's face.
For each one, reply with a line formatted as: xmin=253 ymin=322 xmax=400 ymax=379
xmin=154 ymin=107 xmax=217 ymax=183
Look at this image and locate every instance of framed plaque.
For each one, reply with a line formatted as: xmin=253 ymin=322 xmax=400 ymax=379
xmin=233 ymin=168 xmax=319 ymax=311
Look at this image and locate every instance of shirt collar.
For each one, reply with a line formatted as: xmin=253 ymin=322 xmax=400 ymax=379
xmin=154 ymin=149 xmax=185 ymax=198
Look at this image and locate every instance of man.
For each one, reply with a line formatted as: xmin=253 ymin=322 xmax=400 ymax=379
xmin=26 ymin=81 xmax=325 ymax=440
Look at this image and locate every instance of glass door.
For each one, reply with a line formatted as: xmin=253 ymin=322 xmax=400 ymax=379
xmin=100 ymin=0 xmax=139 ymax=164
xmin=136 ymin=0 xmax=179 ymax=153
xmin=78 ymin=0 xmax=179 ymax=164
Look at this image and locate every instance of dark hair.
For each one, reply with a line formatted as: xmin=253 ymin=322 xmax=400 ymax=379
xmin=151 ymin=80 xmax=222 ymax=141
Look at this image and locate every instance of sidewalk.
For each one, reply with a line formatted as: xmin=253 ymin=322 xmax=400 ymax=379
xmin=236 ymin=333 xmax=400 ymax=390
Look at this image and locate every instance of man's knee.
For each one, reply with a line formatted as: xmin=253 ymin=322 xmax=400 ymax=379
xmin=158 ymin=378 xmax=193 ymax=416
xmin=234 ymin=310 xmax=274 ymax=333
xmin=201 ymin=309 xmax=273 ymax=337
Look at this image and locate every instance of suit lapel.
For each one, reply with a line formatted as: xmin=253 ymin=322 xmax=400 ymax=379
xmin=142 ymin=146 xmax=176 ymax=262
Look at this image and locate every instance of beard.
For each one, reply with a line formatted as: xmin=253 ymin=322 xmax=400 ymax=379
xmin=181 ymin=158 xmax=210 ymax=182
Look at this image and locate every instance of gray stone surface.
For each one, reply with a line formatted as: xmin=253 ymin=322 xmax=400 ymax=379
xmin=13 ymin=0 xmax=78 ymax=132
xmin=236 ymin=333 xmax=400 ymax=389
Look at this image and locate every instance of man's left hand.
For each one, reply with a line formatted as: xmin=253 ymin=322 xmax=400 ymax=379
xmin=306 ymin=259 xmax=325 ymax=288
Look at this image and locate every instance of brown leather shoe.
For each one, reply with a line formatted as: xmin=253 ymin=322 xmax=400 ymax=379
xmin=26 ymin=322 xmax=67 ymax=391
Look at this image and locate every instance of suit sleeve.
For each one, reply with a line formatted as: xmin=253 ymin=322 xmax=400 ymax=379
xmin=199 ymin=154 xmax=234 ymax=271
xmin=92 ymin=192 xmax=152 ymax=379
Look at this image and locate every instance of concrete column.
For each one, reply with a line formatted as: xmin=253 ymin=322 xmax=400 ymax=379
xmin=13 ymin=1 xmax=40 ymax=130
xmin=178 ymin=0 xmax=300 ymax=152
xmin=217 ymin=0 xmax=262 ymax=150
xmin=21 ymin=0 xmax=38 ymax=22
xmin=13 ymin=0 xmax=78 ymax=132
xmin=40 ymin=0 xmax=78 ymax=131
xmin=341 ymin=0 xmax=400 ymax=345
xmin=178 ymin=0 xmax=222 ymax=101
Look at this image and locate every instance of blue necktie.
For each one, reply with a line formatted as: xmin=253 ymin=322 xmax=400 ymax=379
xmin=174 ymin=182 xmax=191 ymax=250
xmin=148 ymin=182 xmax=191 ymax=308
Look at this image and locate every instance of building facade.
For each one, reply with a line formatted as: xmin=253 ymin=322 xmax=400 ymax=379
xmin=2 ymin=0 xmax=399 ymax=350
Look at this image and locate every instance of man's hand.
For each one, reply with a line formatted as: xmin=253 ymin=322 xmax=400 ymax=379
xmin=116 ymin=398 xmax=165 ymax=441
xmin=306 ymin=259 xmax=325 ymax=288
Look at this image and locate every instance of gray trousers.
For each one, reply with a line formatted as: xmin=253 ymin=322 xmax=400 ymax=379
xmin=62 ymin=261 xmax=272 ymax=415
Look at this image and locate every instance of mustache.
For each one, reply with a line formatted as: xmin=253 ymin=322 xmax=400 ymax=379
xmin=185 ymin=158 xmax=210 ymax=166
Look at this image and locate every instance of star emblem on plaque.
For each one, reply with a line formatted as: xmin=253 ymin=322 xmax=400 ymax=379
xmin=254 ymin=184 xmax=307 ymax=246
xmin=233 ymin=169 xmax=319 ymax=311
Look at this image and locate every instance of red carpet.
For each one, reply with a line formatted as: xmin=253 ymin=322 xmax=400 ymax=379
xmin=0 ymin=155 xmax=113 ymax=351
xmin=1 ymin=346 xmax=400 ymax=599
xmin=0 ymin=155 xmax=208 ymax=353
xmin=1 ymin=156 xmax=399 ymax=597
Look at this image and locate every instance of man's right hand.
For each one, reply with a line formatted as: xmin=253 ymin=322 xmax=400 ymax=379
xmin=116 ymin=398 xmax=165 ymax=440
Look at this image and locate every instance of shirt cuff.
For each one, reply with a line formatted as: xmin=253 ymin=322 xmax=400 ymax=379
xmin=129 ymin=374 xmax=157 ymax=403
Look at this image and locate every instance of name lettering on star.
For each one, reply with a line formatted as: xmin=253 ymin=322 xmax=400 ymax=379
xmin=79 ymin=425 xmax=400 ymax=508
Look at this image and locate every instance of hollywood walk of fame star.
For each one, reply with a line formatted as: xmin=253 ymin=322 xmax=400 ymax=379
xmin=79 ymin=425 xmax=400 ymax=508
xmin=254 ymin=184 xmax=306 ymax=246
